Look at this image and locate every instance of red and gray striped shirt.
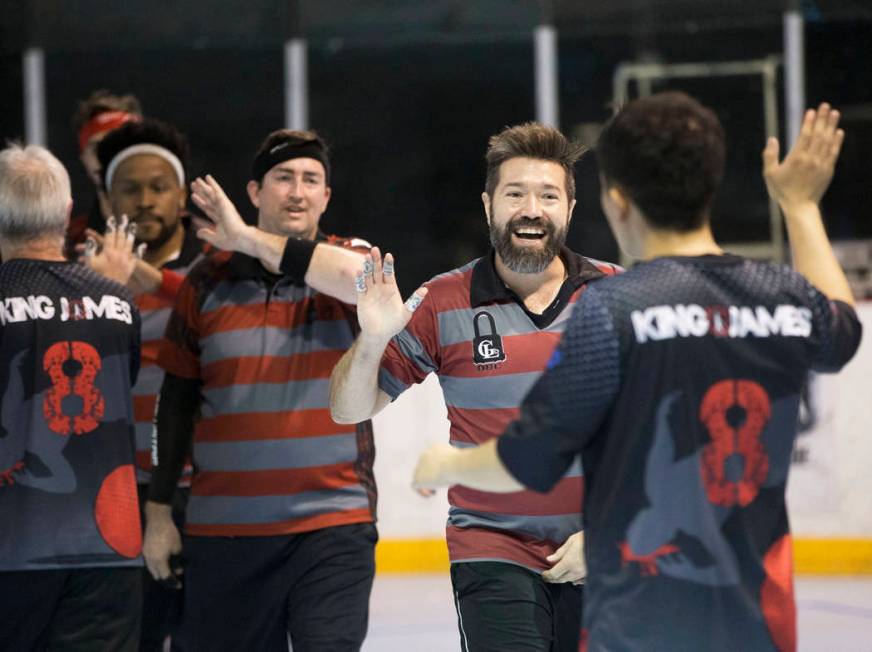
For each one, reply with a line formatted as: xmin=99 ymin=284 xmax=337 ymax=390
xmin=379 ymin=249 xmax=619 ymax=571
xmin=157 ymin=235 xmax=375 ymax=537
xmin=133 ymin=225 xmax=203 ymax=484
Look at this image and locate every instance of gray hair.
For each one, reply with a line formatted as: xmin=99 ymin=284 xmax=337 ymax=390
xmin=0 ymin=143 xmax=72 ymax=245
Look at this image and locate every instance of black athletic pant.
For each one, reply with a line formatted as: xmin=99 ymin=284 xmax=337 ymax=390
xmin=451 ymin=561 xmax=583 ymax=652
xmin=175 ymin=522 xmax=377 ymax=652
xmin=0 ymin=567 xmax=142 ymax=651
xmin=138 ymin=484 xmax=188 ymax=652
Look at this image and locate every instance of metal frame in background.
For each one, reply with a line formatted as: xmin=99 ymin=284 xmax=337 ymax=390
xmin=613 ymin=56 xmax=784 ymax=266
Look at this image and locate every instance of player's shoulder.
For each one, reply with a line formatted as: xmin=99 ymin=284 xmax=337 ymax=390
xmin=424 ymin=258 xmax=477 ymax=295
xmin=324 ymin=234 xmax=372 ymax=254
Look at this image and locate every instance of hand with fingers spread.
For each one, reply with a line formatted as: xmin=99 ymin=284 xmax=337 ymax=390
xmin=763 ymin=103 xmax=844 ymax=212
xmin=542 ymin=531 xmax=587 ymax=585
xmin=190 ymin=175 xmax=253 ymax=252
xmin=80 ymin=214 xmax=144 ymax=285
xmin=355 ymin=247 xmax=428 ymax=343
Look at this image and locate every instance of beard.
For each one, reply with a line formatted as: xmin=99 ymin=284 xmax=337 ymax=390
xmin=489 ymin=214 xmax=568 ymax=274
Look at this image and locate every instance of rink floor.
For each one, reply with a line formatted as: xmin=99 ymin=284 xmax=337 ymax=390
xmin=362 ymin=575 xmax=872 ymax=651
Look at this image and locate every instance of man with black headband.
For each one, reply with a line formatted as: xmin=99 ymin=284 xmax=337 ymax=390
xmin=144 ymin=129 xmax=378 ymax=651
xmin=80 ymin=118 xmax=205 ymax=652
xmin=329 ymin=123 xmax=620 ymax=652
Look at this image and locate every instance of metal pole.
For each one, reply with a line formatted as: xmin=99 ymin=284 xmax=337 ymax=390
xmin=763 ymin=59 xmax=784 ymax=264
xmin=23 ymin=47 xmax=47 ymax=146
xmin=534 ymin=24 xmax=559 ymax=127
xmin=284 ymin=38 xmax=308 ymax=130
xmin=784 ymin=8 xmax=805 ymax=147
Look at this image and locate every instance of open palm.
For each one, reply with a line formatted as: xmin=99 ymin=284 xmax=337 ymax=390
xmin=356 ymin=247 xmax=427 ymax=341
xmin=190 ymin=174 xmax=250 ymax=250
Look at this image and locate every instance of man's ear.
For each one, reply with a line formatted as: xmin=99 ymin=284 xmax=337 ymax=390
xmin=608 ymin=186 xmax=630 ymax=220
xmin=246 ymin=180 xmax=261 ymax=209
xmin=481 ymin=192 xmax=492 ymax=226
xmin=567 ymin=198 xmax=577 ymax=224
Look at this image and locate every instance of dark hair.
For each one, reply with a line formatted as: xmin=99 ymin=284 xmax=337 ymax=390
xmin=485 ymin=123 xmax=585 ymax=201
xmin=251 ymin=129 xmax=330 ymax=185
xmin=96 ymin=118 xmax=190 ymax=189
xmin=71 ymin=89 xmax=142 ymax=135
xmin=597 ymin=91 xmax=726 ymax=232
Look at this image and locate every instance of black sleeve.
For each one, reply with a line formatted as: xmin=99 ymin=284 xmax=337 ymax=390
xmin=497 ymin=285 xmax=621 ymax=493
xmin=810 ymin=294 xmax=863 ymax=372
xmin=278 ymin=237 xmax=318 ymax=281
xmin=148 ymin=372 xmax=200 ymax=504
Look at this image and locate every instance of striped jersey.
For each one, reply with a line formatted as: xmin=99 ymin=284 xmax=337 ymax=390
xmin=157 ymin=235 xmax=375 ymax=537
xmin=133 ymin=225 xmax=203 ymax=484
xmin=379 ymin=249 xmax=619 ymax=571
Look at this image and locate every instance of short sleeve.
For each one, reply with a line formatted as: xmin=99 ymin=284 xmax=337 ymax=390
xmin=806 ymin=282 xmax=862 ymax=372
xmin=378 ymin=285 xmax=440 ymax=399
xmin=497 ymin=284 xmax=620 ymax=492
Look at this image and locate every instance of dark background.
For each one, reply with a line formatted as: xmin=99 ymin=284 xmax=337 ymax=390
xmin=2 ymin=1 xmax=871 ymax=294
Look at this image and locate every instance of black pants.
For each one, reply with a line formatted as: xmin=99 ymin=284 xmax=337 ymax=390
xmin=138 ymin=485 xmax=188 ymax=652
xmin=0 ymin=567 xmax=142 ymax=651
xmin=451 ymin=562 xmax=583 ymax=652
xmin=175 ymin=522 xmax=377 ymax=652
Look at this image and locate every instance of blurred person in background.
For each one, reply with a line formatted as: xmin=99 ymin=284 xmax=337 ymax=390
xmin=68 ymin=89 xmax=142 ymax=252
xmin=413 ymin=96 xmax=861 ymax=652
xmin=81 ymin=117 xmax=205 ymax=652
xmin=144 ymin=129 xmax=379 ymax=651
xmin=0 ymin=143 xmax=142 ymax=651
xmin=330 ymin=122 xmax=620 ymax=652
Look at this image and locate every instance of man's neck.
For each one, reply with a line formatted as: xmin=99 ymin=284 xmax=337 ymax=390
xmin=143 ymin=223 xmax=185 ymax=268
xmin=1 ymin=236 xmax=66 ymax=263
xmin=494 ymin=252 xmax=567 ymax=314
xmin=641 ymin=223 xmax=722 ymax=261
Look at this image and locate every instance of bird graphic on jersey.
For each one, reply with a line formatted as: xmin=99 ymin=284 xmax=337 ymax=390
xmin=620 ymin=387 xmax=799 ymax=584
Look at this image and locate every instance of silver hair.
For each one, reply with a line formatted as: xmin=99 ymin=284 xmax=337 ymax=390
xmin=0 ymin=143 xmax=72 ymax=244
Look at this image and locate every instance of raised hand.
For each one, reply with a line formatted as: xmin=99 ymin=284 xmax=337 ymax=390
xmin=763 ymin=103 xmax=844 ymax=211
xmin=354 ymin=247 xmax=428 ymax=343
xmin=80 ymin=214 xmax=144 ymax=285
xmin=190 ymin=175 xmax=252 ymax=252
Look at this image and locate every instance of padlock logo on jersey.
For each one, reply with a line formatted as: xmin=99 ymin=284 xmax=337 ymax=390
xmin=472 ymin=311 xmax=507 ymax=366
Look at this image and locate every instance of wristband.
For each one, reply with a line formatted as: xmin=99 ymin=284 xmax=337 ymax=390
xmin=278 ymin=237 xmax=318 ymax=281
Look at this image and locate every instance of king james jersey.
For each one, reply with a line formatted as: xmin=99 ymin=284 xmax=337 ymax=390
xmin=157 ymin=236 xmax=376 ymax=537
xmin=0 ymin=260 xmax=142 ymax=570
xmin=497 ymin=255 xmax=861 ymax=651
xmin=379 ymin=249 xmax=619 ymax=570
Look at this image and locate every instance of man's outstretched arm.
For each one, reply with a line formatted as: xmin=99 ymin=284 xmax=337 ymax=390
xmin=329 ymin=247 xmax=427 ymax=423
xmin=190 ymin=175 xmax=365 ymax=304
xmin=763 ymin=103 xmax=855 ymax=307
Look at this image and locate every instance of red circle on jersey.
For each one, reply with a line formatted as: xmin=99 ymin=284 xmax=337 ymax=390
xmin=95 ymin=464 xmax=142 ymax=559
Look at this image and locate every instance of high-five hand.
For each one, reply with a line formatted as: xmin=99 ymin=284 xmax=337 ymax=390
xmin=355 ymin=247 xmax=428 ymax=342
xmin=763 ymin=103 xmax=844 ymax=211
xmin=190 ymin=175 xmax=253 ymax=252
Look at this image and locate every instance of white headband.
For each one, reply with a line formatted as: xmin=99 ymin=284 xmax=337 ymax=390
xmin=105 ymin=144 xmax=185 ymax=192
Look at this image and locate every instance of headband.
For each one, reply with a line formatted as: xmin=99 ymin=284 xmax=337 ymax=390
xmin=251 ymin=139 xmax=330 ymax=184
xmin=78 ymin=110 xmax=139 ymax=153
xmin=104 ymin=144 xmax=185 ymax=192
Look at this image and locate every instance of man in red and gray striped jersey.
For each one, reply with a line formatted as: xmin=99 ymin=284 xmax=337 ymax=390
xmin=143 ymin=129 xmax=375 ymax=651
xmin=330 ymin=123 xmax=619 ymax=652
xmin=81 ymin=118 xmax=204 ymax=651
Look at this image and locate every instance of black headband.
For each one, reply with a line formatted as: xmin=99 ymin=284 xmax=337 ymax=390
xmin=251 ymin=139 xmax=330 ymax=185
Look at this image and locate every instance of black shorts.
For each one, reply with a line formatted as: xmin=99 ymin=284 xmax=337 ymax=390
xmin=175 ymin=522 xmax=377 ymax=652
xmin=0 ymin=566 xmax=142 ymax=652
xmin=451 ymin=561 xmax=583 ymax=652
